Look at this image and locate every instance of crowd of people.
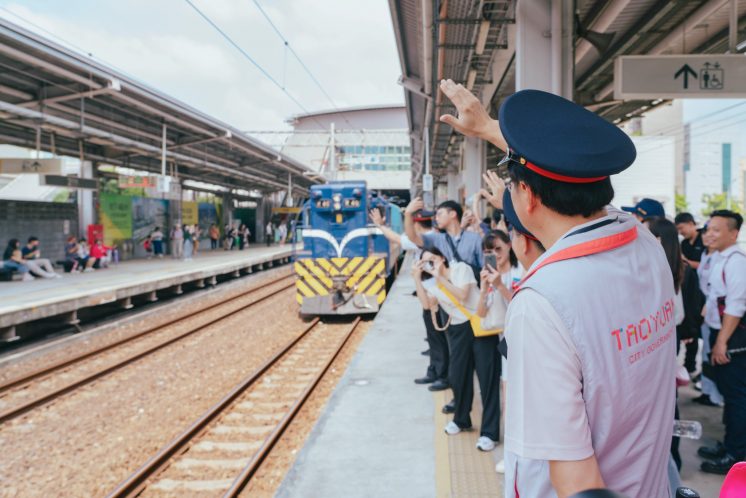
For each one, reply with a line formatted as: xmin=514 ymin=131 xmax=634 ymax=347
xmin=370 ymin=80 xmax=745 ymax=497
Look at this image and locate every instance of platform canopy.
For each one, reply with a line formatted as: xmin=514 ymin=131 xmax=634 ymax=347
xmin=390 ymin=0 xmax=746 ymax=179
xmin=0 ymin=18 xmax=324 ymax=195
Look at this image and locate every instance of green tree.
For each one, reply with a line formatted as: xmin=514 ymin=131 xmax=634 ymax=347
xmin=701 ymin=193 xmax=743 ymax=216
xmin=674 ymin=194 xmax=688 ymax=214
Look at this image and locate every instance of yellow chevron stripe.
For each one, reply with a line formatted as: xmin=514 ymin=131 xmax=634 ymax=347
xmin=316 ymin=258 xmax=339 ymax=277
xmin=299 ymin=273 xmax=327 ymax=296
xmin=377 ymin=290 xmax=386 ymax=304
xmin=296 ymin=292 xmax=303 ymax=304
xmin=304 ymin=260 xmax=333 ymax=288
xmin=346 ymin=257 xmax=378 ymax=288
xmin=356 ymin=260 xmax=386 ymax=294
xmin=296 ymin=279 xmax=317 ymax=297
xmin=331 ymin=257 xmax=348 ymax=268
xmin=364 ymin=278 xmax=385 ymax=297
xmin=342 ymin=256 xmax=365 ymax=275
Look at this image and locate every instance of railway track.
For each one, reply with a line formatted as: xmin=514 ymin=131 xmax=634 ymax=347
xmin=0 ymin=273 xmax=295 ymax=424
xmin=107 ymin=317 xmax=362 ymax=498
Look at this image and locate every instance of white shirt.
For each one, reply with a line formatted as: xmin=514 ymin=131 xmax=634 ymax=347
xmin=399 ymin=233 xmax=419 ymax=252
xmin=422 ymin=262 xmax=479 ymax=325
xmin=705 ymin=245 xmax=746 ymax=329
xmin=504 ymin=288 xmax=593 ymax=498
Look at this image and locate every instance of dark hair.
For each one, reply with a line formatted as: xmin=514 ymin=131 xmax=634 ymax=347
xmin=491 ymin=209 xmax=503 ymax=225
xmin=674 ymin=212 xmax=695 ymax=225
xmin=482 ymin=230 xmax=518 ymax=268
xmin=7 ymin=238 xmax=19 ymax=249
xmin=508 ymin=164 xmax=614 ymax=217
xmin=437 ymin=200 xmax=463 ymax=222
xmin=28 ymin=236 xmax=39 ymax=243
xmin=710 ymin=210 xmax=743 ymax=231
xmin=422 ymin=246 xmax=450 ymax=268
xmin=648 ymin=218 xmax=684 ymax=293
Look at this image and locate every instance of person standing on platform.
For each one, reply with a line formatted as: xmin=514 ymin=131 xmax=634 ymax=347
xmin=171 ymin=224 xmax=184 ymax=259
xmin=696 ymin=227 xmax=726 ymax=407
xmin=209 ymin=223 xmax=219 ymax=250
xmin=265 ymin=221 xmax=274 ymax=247
xmin=675 ymin=212 xmax=705 ymax=377
xmin=414 ymin=247 xmax=499 ymax=452
xmin=698 ymin=210 xmax=746 ymax=475
xmin=439 ymin=80 xmax=675 ymax=498
xmin=371 ymin=207 xmax=449 ymax=390
xmin=151 ymin=227 xmax=164 ymax=258
xmin=192 ymin=225 xmax=201 ymax=257
xmin=183 ymin=225 xmax=194 ymax=261
xmin=621 ymin=198 xmax=665 ymax=223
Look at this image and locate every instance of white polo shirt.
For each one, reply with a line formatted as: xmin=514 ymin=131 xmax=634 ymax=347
xmin=705 ymin=244 xmax=746 ymax=329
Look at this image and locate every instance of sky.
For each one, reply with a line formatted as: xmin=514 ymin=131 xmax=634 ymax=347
xmin=0 ymin=0 xmax=404 ymax=131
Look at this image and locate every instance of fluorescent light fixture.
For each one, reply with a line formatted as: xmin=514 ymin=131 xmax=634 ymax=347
xmin=466 ymin=68 xmax=478 ymax=90
xmin=475 ymin=20 xmax=490 ymax=55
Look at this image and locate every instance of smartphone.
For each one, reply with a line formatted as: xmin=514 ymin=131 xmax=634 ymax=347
xmin=423 ymin=260 xmax=435 ymax=272
xmin=484 ymin=254 xmax=497 ymax=270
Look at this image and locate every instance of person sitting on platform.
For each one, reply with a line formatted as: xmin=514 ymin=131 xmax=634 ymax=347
xmin=3 ymin=239 xmax=33 ymax=281
xmin=22 ymin=237 xmax=59 ymax=278
xmin=78 ymin=238 xmax=96 ymax=272
xmin=90 ymin=239 xmax=114 ymax=269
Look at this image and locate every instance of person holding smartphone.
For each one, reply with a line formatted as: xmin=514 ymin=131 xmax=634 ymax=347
xmin=414 ymin=247 xmax=501 ymax=452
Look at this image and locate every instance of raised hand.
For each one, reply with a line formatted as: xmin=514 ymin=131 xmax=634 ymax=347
xmin=405 ymin=197 xmax=425 ymax=215
xmin=482 ymin=171 xmax=505 ymax=209
xmin=369 ymin=209 xmax=385 ymax=226
xmin=438 ymin=79 xmax=507 ymax=150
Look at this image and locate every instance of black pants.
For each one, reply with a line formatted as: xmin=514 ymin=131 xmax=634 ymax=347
xmin=424 ymin=308 xmax=449 ymax=381
xmin=712 ymin=346 xmax=746 ymax=460
xmin=210 ymin=238 xmax=218 ymax=250
xmin=685 ymin=339 xmax=699 ymax=373
xmin=447 ymin=321 xmax=501 ymax=441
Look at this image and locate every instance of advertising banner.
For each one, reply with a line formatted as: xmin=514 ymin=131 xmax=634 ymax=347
xmin=99 ymin=194 xmax=132 ymax=245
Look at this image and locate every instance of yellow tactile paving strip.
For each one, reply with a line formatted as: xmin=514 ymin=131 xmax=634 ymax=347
xmin=434 ymin=388 xmax=504 ymax=497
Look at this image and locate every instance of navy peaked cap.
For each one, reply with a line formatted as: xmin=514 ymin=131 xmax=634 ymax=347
xmin=498 ymin=90 xmax=637 ymax=182
xmin=502 ymin=190 xmax=536 ymax=240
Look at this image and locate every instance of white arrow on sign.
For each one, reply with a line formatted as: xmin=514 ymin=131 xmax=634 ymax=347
xmin=614 ymin=54 xmax=746 ymax=99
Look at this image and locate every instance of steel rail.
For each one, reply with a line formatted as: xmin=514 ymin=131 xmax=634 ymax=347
xmin=223 ymin=317 xmax=362 ymax=497
xmin=0 ymin=279 xmax=296 ymax=424
xmin=105 ymin=317 xmax=325 ymax=498
xmin=0 ymin=273 xmax=293 ymax=395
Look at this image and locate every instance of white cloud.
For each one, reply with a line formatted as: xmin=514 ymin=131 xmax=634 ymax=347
xmin=0 ymin=0 xmax=404 ymax=131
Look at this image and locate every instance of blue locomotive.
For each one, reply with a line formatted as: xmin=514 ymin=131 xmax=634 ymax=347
xmin=294 ymin=181 xmax=402 ymax=315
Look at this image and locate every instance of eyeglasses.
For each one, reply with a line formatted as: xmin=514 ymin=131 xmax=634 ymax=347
xmin=497 ymin=149 xmax=521 ymax=191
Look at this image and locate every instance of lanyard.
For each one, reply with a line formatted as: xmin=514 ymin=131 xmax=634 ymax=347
xmin=516 ymin=225 xmax=638 ymax=291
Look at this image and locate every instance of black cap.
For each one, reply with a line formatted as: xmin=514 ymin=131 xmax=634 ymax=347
xmin=499 ymin=90 xmax=636 ymax=183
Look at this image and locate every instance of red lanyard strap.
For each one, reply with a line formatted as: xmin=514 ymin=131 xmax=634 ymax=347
xmin=516 ymin=226 xmax=638 ymax=291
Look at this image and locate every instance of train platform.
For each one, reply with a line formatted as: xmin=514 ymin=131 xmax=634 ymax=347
xmin=277 ymin=256 xmax=727 ymax=498
xmin=277 ymin=256 xmax=502 ymax=498
xmin=0 ymin=245 xmax=293 ymax=342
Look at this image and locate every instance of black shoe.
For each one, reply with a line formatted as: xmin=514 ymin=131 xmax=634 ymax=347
xmin=421 ymin=349 xmax=430 ymax=356
xmin=441 ymin=401 xmax=455 ymax=414
xmin=700 ymin=454 xmax=738 ymax=475
xmin=693 ymin=394 xmax=720 ymax=406
xmin=690 ymin=372 xmax=701 ymax=383
xmin=428 ymin=379 xmax=450 ymax=391
xmin=414 ymin=376 xmax=436 ymax=385
xmin=698 ymin=442 xmax=726 ymax=460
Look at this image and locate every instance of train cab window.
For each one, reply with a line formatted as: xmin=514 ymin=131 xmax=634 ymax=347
xmin=344 ymin=198 xmax=360 ymax=208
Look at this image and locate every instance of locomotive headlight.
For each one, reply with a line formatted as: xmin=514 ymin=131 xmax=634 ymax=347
xmin=344 ymin=198 xmax=360 ymax=208
xmin=332 ymin=193 xmax=342 ymax=211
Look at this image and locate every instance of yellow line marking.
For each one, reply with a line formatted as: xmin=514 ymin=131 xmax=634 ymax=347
xmin=356 ymin=260 xmax=385 ymax=294
xmin=299 ymin=275 xmax=326 ymax=296
xmin=377 ymin=290 xmax=386 ymax=304
xmin=304 ymin=260 xmax=333 ymax=288
xmin=434 ymin=389 xmax=452 ymax=498
xmin=296 ymin=280 xmax=316 ymax=297
xmin=364 ymin=278 xmax=385 ymax=297
xmin=316 ymin=258 xmax=339 ymax=277
xmin=346 ymin=257 xmax=378 ymax=288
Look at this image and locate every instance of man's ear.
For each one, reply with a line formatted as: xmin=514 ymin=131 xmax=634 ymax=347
xmin=520 ymin=182 xmax=540 ymax=214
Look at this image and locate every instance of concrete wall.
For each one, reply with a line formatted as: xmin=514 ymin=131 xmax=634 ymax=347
xmin=0 ymin=200 xmax=79 ymax=262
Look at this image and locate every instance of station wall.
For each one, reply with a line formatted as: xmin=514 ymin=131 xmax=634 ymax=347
xmin=0 ymin=200 xmax=78 ymax=262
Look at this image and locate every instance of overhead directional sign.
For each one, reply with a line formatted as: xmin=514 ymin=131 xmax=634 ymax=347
xmin=614 ymin=55 xmax=746 ymax=99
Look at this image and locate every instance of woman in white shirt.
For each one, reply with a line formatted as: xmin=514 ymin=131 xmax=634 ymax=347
xmin=413 ymin=246 xmax=501 ymax=452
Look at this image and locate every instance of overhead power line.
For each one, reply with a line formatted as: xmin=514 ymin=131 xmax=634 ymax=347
xmin=250 ymin=0 xmax=354 ymax=128
xmin=184 ymin=0 xmax=325 ymax=128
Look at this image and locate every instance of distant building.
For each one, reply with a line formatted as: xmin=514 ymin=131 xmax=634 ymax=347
xmin=282 ymin=105 xmax=411 ymax=200
xmin=612 ymin=136 xmax=676 ymax=216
